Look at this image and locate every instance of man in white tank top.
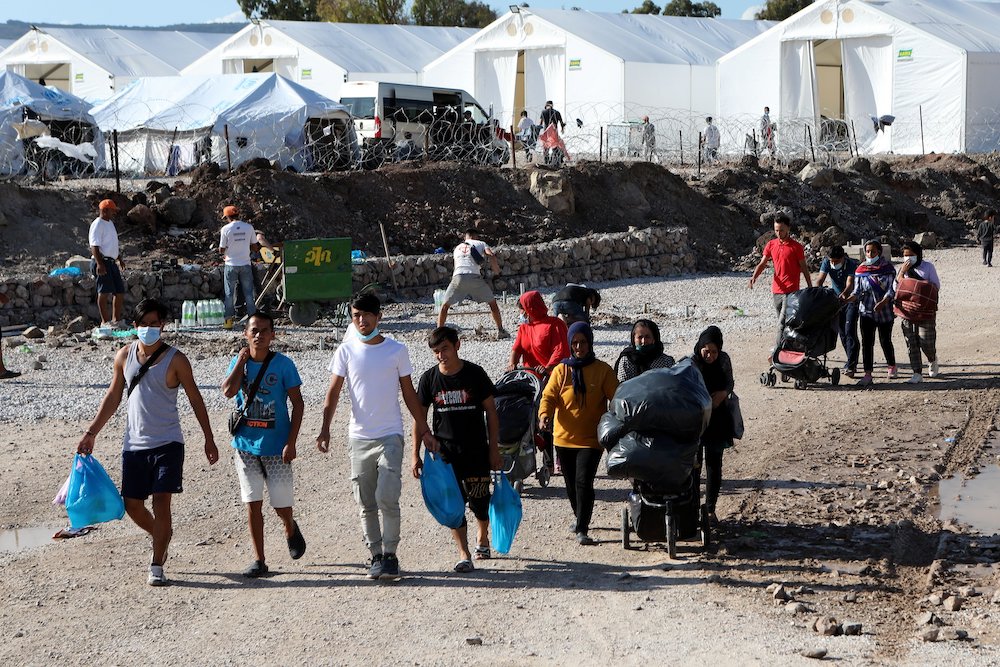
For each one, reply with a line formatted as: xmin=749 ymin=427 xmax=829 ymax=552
xmin=77 ymin=298 xmax=219 ymax=587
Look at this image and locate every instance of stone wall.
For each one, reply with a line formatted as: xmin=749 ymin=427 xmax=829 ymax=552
xmin=0 ymin=225 xmax=694 ymax=327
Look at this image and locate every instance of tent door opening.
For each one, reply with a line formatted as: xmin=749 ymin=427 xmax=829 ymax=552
xmin=814 ymin=39 xmax=849 ymax=146
xmin=23 ymin=63 xmax=71 ymax=92
xmin=243 ymin=59 xmax=275 ymax=73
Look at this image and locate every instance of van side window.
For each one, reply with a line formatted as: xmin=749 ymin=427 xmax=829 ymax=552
xmin=341 ymin=97 xmax=376 ymax=119
xmin=383 ymin=98 xmax=435 ymax=123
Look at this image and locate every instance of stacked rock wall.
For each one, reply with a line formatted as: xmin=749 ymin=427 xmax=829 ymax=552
xmin=0 ymin=226 xmax=694 ymax=327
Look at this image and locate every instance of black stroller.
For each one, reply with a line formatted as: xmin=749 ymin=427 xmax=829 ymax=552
xmin=494 ymin=368 xmax=551 ymax=492
xmin=761 ymin=287 xmax=842 ymax=390
xmin=599 ymin=360 xmax=713 ymax=557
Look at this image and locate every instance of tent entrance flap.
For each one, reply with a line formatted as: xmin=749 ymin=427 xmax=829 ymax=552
xmin=841 ymin=36 xmax=893 ymax=154
xmin=475 ymin=50 xmax=517 ymax=127
xmin=779 ymin=40 xmax=818 ymax=123
xmin=814 ymin=39 xmax=844 ymax=119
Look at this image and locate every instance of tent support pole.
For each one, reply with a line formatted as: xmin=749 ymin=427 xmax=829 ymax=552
xmin=112 ymin=130 xmax=120 ymax=194
xmin=224 ymin=124 xmax=233 ymax=175
xmin=379 ymin=223 xmax=398 ymax=292
xmin=807 ymin=125 xmax=816 ymax=162
xmin=599 ymin=126 xmax=603 ymax=163
xmin=919 ymin=106 xmax=925 ymax=155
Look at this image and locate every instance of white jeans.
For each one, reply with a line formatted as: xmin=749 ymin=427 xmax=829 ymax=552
xmin=348 ymin=434 xmax=403 ymax=556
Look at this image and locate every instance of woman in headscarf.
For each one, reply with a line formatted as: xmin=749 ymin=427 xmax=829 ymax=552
xmin=691 ymin=326 xmax=735 ymax=525
xmin=845 ymin=240 xmax=897 ymax=386
xmin=895 ymin=241 xmax=941 ymax=383
xmin=538 ymin=322 xmax=619 ymax=545
xmin=614 ymin=319 xmax=675 ymax=382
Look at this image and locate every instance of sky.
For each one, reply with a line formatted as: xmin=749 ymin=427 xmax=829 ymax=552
xmin=0 ymin=0 xmax=764 ymax=27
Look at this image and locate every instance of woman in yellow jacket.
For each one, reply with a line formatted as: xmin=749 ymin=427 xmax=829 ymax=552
xmin=538 ymin=321 xmax=619 ymax=545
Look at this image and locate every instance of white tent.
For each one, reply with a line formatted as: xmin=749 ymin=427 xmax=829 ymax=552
xmin=421 ymin=10 xmax=773 ymax=133
xmin=182 ymin=20 xmax=476 ymax=102
xmin=0 ymin=27 xmax=233 ymax=103
xmin=91 ymin=73 xmax=357 ymax=174
xmin=717 ymin=0 xmax=1000 ymax=155
xmin=0 ymin=70 xmax=104 ymax=176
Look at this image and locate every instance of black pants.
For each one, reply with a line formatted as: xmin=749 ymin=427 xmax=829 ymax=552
xmin=697 ymin=444 xmax=724 ymax=513
xmin=859 ymin=315 xmax=896 ymax=373
xmin=983 ymin=243 xmax=994 ymax=266
xmin=837 ymin=302 xmax=860 ymax=372
xmin=555 ymin=446 xmax=602 ymax=534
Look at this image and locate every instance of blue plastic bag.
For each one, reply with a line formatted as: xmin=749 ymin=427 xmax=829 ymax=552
xmin=48 ymin=266 xmax=82 ymax=277
xmin=65 ymin=454 xmax=125 ymax=529
xmin=489 ymin=472 xmax=522 ymax=554
xmin=420 ymin=451 xmax=466 ymax=529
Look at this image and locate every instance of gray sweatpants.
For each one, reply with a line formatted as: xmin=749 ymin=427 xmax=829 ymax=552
xmin=349 ymin=434 xmax=404 ymax=556
xmin=773 ymin=292 xmax=790 ymax=346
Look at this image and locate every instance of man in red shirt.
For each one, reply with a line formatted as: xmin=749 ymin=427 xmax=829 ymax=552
xmin=748 ymin=213 xmax=812 ymax=343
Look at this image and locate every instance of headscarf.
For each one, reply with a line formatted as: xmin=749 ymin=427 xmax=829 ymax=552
xmin=694 ymin=326 xmax=728 ymax=393
xmin=562 ymin=321 xmax=596 ymax=403
xmin=617 ymin=319 xmax=664 ymax=373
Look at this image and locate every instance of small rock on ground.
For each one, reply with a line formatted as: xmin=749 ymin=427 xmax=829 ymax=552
xmin=801 ymin=648 xmax=828 ymax=659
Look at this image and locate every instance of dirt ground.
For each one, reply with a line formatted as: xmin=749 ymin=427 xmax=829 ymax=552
xmin=1 ymin=247 xmax=998 ymax=665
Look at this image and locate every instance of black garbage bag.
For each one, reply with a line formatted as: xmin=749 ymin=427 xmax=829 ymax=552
xmin=598 ymin=412 xmax=626 ymax=450
xmin=783 ymin=287 xmax=841 ymax=333
xmin=606 ymin=358 xmax=711 ymax=442
xmin=606 ymin=432 xmax=700 ymax=493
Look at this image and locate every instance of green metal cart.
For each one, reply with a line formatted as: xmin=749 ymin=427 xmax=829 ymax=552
xmin=256 ymin=237 xmax=352 ymax=326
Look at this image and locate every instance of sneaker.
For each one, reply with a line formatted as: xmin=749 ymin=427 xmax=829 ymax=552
xmin=908 ymin=373 xmax=923 ymax=384
xmin=147 ymin=564 xmax=168 ymax=586
xmin=497 ymin=328 xmax=511 ymax=340
xmin=242 ymin=560 xmax=269 ymax=578
xmin=928 ymin=360 xmax=940 ymax=378
xmin=366 ymin=554 xmax=384 ymax=580
xmin=843 ymin=368 xmax=856 ymax=379
xmin=287 ymin=521 xmax=306 ymax=560
xmin=223 ymin=318 xmax=234 ymax=330
xmin=887 ymin=365 xmax=898 ymax=380
xmin=857 ymin=374 xmax=874 ymax=387
xmin=380 ymin=553 xmax=401 ymax=580
xmin=576 ymin=533 xmax=596 ymax=546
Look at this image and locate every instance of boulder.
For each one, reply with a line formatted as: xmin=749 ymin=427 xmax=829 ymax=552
xmin=65 ymin=255 xmax=91 ymax=272
xmin=127 ymin=203 xmax=157 ymax=233
xmin=843 ymin=156 xmax=872 ymax=176
xmin=872 ymin=160 xmax=892 ymax=178
xmin=67 ymin=316 xmax=89 ymax=333
xmin=798 ymin=163 xmax=836 ymax=188
xmin=914 ymin=231 xmax=938 ymax=249
xmin=151 ymin=184 xmax=172 ymax=204
xmin=22 ymin=326 xmax=44 ymax=339
xmin=529 ymin=170 xmax=575 ymax=215
xmin=154 ymin=196 xmax=197 ymax=227
xmin=813 ymin=225 xmax=847 ymax=248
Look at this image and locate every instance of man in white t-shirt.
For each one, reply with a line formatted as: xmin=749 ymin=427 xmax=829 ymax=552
xmin=316 ymin=293 xmax=432 ymax=581
xmin=702 ymin=116 xmax=721 ymax=162
xmin=437 ymin=229 xmax=509 ymax=339
xmin=218 ymin=205 xmax=258 ymax=330
xmin=89 ymin=199 xmax=127 ymax=328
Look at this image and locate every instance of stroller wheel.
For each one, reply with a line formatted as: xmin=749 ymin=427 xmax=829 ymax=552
xmin=794 ymin=379 xmax=807 ymax=390
xmin=621 ymin=507 xmax=632 ymax=550
xmin=537 ymin=466 xmax=551 ymax=488
xmin=665 ymin=512 xmax=677 ymax=559
xmin=767 ymin=371 xmax=777 ymax=387
xmin=759 ymin=371 xmax=770 ymax=386
xmin=830 ymin=367 xmax=841 ymax=386
xmin=513 ymin=479 xmax=524 ymax=494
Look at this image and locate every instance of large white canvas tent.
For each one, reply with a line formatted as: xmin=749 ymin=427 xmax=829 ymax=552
xmin=0 ymin=70 xmax=104 ymax=176
xmin=91 ymin=73 xmax=357 ymax=175
xmin=421 ymin=9 xmax=773 ymax=132
xmin=717 ymin=0 xmax=1000 ymax=155
xmin=0 ymin=27 xmax=233 ymax=103
xmin=182 ymin=20 xmax=476 ymax=102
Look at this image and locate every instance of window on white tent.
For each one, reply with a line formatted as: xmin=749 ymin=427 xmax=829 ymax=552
xmin=24 ymin=62 xmax=71 ymax=92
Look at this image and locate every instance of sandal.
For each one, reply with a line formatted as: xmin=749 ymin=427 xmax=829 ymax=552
xmin=473 ymin=546 xmax=491 ymax=560
xmin=454 ymin=559 xmax=474 ymax=573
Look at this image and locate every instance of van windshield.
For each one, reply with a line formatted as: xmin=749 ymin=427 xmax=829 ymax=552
xmin=340 ymin=97 xmax=376 ymax=119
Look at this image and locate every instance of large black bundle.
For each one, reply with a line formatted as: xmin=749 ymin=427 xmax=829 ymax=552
xmin=495 ymin=392 xmax=533 ymax=442
xmin=606 ymin=433 xmax=700 ymax=493
xmin=783 ymin=287 xmax=841 ymax=333
xmin=602 ymin=358 xmax=711 ymax=444
xmin=783 ymin=323 xmax=838 ymax=357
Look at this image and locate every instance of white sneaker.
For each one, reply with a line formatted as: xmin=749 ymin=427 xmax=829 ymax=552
xmin=928 ymin=360 xmax=940 ymax=378
xmin=908 ymin=373 xmax=922 ymax=384
xmin=147 ymin=564 xmax=168 ymax=587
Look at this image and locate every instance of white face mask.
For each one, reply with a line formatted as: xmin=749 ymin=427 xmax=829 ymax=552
xmin=829 ymin=261 xmax=842 ymax=270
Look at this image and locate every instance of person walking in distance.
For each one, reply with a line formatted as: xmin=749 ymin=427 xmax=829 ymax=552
xmin=748 ymin=212 xmax=812 ymax=347
xmin=219 ymin=205 xmax=258 ymax=330
xmin=89 ymin=199 xmax=127 ymax=328
xmin=221 ymin=312 xmax=306 ymax=578
xmin=977 ymin=210 xmax=996 ymax=267
xmin=437 ymin=229 xmax=509 ymax=339
xmin=77 ymin=298 xmax=219 ymax=586
xmin=701 ymin=117 xmax=720 ymax=161
xmin=845 ymin=240 xmax=898 ymax=386
xmin=316 ymin=293 xmax=432 ymax=581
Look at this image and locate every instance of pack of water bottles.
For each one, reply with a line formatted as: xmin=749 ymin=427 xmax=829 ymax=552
xmin=181 ymin=299 xmax=225 ymax=329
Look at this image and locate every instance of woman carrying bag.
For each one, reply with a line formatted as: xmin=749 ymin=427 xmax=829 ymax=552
xmin=691 ymin=326 xmax=737 ymax=526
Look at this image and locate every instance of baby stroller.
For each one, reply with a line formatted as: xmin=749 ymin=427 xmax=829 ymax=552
xmin=762 ymin=287 xmax=842 ymax=390
xmin=599 ymin=360 xmax=713 ymax=557
xmin=494 ymin=368 xmax=551 ymax=492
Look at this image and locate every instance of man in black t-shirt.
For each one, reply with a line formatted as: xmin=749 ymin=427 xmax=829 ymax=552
xmin=551 ymin=283 xmax=601 ymax=325
xmin=413 ymin=326 xmax=501 ymax=573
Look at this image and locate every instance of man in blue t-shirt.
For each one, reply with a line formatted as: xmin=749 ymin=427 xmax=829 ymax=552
xmin=221 ymin=312 xmax=305 ymax=578
xmin=816 ymin=245 xmax=860 ymax=377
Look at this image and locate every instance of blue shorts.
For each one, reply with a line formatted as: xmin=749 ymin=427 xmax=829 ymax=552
xmin=91 ymin=258 xmax=126 ymax=294
xmin=121 ymin=442 xmax=184 ymax=500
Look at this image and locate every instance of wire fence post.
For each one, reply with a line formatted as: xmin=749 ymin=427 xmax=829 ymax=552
xmin=752 ymin=128 xmax=759 ymax=158
xmin=803 ymin=125 xmax=808 ymax=159
xmin=806 ymin=124 xmax=816 ymax=162
xmin=509 ymin=125 xmax=516 ymax=169
xmin=224 ymin=124 xmax=233 ymax=175
xmin=697 ymin=131 xmax=702 ymax=178
xmin=599 ymin=126 xmax=603 ymax=163
xmin=919 ymin=105 xmax=925 ymax=155
xmin=850 ymin=120 xmax=859 ymax=155
xmin=678 ymin=129 xmax=683 ymax=166
xmin=112 ymin=130 xmax=121 ymax=194
xmin=847 ymin=124 xmax=854 ymax=158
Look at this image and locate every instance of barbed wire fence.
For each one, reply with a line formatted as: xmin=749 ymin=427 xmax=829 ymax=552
xmin=1 ymin=98 xmax=997 ymax=188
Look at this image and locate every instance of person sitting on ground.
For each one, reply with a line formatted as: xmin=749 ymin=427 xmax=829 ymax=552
xmin=551 ymin=283 xmax=601 ymax=326
xmin=412 ymin=326 xmax=502 ymax=573
xmin=614 ymin=319 xmax=675 ymax=382
xmin=845 ymin=240 xmax=897 ymax=386
xmin=438 ymin=229 xmax=509 ymax=339
xmin=690 ymin=325 xmax=736 ymax=526
xmin=895 ymin=241 xmax=941 ymax=383
xmin=507 ymin=290 xmax=570 ymax=376
xmin=538 ymin=322 xmax=619 ymax=546
xmin=816 ymin=245 xmax=860 ymax=377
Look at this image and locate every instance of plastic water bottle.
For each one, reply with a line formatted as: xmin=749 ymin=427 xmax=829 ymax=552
xmin=196 ymin=300 xmax=208 ymax=327
xmin=181 ymin=301 xmax=195 ymax=329
xmin=433 ymin=289 xmax=444 ymax=313
xmin=214 ymin=299 xmax=224 ymax=326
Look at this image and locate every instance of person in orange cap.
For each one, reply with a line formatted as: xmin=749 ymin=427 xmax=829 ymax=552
xmin=89 ymin=198 xmax=127 ymax=328
xmin=218 ymin=205 xmax=259 ymax=329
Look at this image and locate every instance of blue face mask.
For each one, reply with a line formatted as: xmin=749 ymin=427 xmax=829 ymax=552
xmin=634 ymin=343 xmax=655 ymax=352
xmin=136 ymin=326 xmax=161 ymax=345
xmin=356 ymin=326 xmax=380 ymax=342
xmin=864 ymin=256 xmax=880 ymax=266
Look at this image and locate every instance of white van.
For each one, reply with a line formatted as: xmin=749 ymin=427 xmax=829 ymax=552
xmin=339 ymin=81 xmax=509 ymax=165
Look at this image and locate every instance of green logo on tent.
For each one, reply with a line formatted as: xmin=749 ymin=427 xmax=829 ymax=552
xmin=301 ymin=68 xmax=312 ymax=80
xmin=74 ymin=73 xmax=84 ymax=82
xmin=897 ymin=49 xmax=913 ymax=59
xmin=569 ymin=59 xmax=581 ymax=70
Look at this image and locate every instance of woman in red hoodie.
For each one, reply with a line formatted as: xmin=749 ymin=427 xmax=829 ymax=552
xmin=506 ymin=291 xmax=570 ymax=375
